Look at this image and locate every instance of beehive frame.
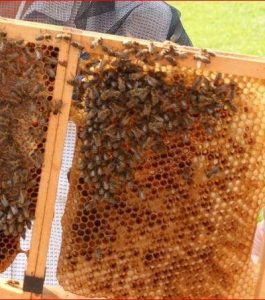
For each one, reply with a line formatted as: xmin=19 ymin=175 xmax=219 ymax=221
xmin=0 ymin=17 xmax=264 ymax=299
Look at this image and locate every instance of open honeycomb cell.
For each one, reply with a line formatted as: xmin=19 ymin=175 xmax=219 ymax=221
xmin=0 ymin=33 xmax=59 ymax=272
xmin=0 ymin=232 xmax=20 ymax=271
xmin=57 ymin=40 xmax=265 ymax=298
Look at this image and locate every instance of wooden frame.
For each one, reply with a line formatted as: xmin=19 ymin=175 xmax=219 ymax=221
xmin=0 ymin=17 xmax=265 ymax=299
xmin=0 ymin=17 xmax=80 ymax=300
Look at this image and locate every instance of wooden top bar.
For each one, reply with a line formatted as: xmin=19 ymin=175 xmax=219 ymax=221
xmin=0 ymin=17 xmax=265 ymax=79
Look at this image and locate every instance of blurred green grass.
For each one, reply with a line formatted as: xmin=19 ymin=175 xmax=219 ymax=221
xmin=169 ymin=1 xmax=265 ymax=56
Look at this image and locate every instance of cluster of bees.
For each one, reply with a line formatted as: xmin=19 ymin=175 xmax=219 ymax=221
xmin=67 ymin=38 xmax=238 ymax=204
xmin=0 ymin=31 xmax=58 ymax=249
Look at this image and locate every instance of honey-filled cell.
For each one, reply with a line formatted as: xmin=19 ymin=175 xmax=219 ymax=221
xmin=57 ymin=39 xmax=265 ymax=298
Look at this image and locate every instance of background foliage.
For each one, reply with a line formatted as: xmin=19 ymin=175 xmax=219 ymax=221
xmin=169 ymin=1 xmax=265 ymax=56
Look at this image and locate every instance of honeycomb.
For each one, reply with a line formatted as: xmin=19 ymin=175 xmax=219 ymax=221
xmin=57 ymin=39 xmax=265 ymax=298
xmin=0 ymin=32 xmax=59 ymax=272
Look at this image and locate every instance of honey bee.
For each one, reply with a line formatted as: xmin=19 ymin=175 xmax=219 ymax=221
xmin=191 ymin=76 xmax=202 ymax=91
xmin=51 ymin=100 xmax=63 ymax=115
xmin=30 ymin=114 xmax=38 ymax=127
xmin=126 ymin=97 xmax=139 ymax=109
xmin=67 ymin=78 xmax=79 ymax=87
xmin=128 ymin=87 xmax=149 ymax=99
xmin=22 ymin=207 xmax=30 ymax=219
xmin=11 ymin=60 xmax=23 ymax=76
xmin=85 ymin=58 xmax=100 ymax=69
xmin=146 ymin=75 xmax=159 ymax=87
xmin=0 ymin=31 xmax=7 ymax=38
xmin=17 ymin=222 xmax=25 ymax=233
xmin=97 ymin=167 xmax=103 ymax=176
xmin=6 ymin=280 xmax=20 ymax=289
xmin=142 ymin=104 xmax=152 ymax=117
xmin=194 ymin=54 xmax=210 ymax=64
xmin=35 ymin=34 xmax=44 ymax=41
xmin=55 ymin=33 xmax=71 ymax=41
xmin=90 ymin=169 xmax=96 ymax=178
xmin=45 ymin=56 xmax=58 ymax=65
xmin=57 ymin=60 xmax=67 ymax=68
xmin=35 ymin=33 xmax=52 ymax=41
xmin=17 ymin=191 xmax=25 ymax=206
xmin=10 ymin=205 xmax=18 ymax=215
xmin=131 ymin=127 xmax=143 ymax=140
xmin=69 ymin=75 xmax=86 ymax=87
xmin=129 ymin=72 xmax=144 ymax=81
xmin=215 ymin=84 xmax=230 ymax=95
xmin=24 ymin=64 xmax=36 ymax=78
xmin=206 ymin=166 xmax=220 ymax=178
xmin=0 ymin=135 xmax=7 ymax=144
xmin=102 ymin=180 xmax=109 ymax=191
xmin=120 ymin=114 xmax=133 ymax=127
xmin=202 ymin=48 xmax=216 ymax=57
xmin=25 ymin=219 xmax=31 ymax=230
xmin=228 ymin=83 xmax=236 ymax=100
xmin=7 ymin=223 xmax=15 ymax=234
xmin=1 ymin=195 xmax=9 ymax=208
xmin=164 ymin=54 xmax=177 ymax=66
xmin=23 ymin=46 xmax=34 ymax=60
xmin=46 ymin=67 xmax=56 ymax=79
xmin=98 ymin=108 xmax=111 ymax=122
xmin=101 ymin=44 xmax=115 ymax=56
xmin=122 ymin=40 xmax=139 ymax=49
xmin=0 ymin=39 xmax=4 ymax=51
xmin=142 ymin=136 xmax=156 ymax=150
xmin=0 ymin=116 xmax=9 ymax=127
xmin=151 ymin=92 xmax=160 ymax=107
xmin=176 ymin=51 xmax=188 ymax=59
xmin=135 ymin=48 xmax=149 ymax=59
xmin=203 ymin=122 xmax=214 ymax=135
xmin=90 ymin=37 xmax=103 ymax=49
xmin=0 ymin=72 xmax=6 ymax=85
xmin=225 ymin=100 xmax=237 ymax=113
xmin=100 ymin=89 xmax=121 ymax=101
xmin=180 ymin=99 xmax=188 ymax=111
xmin=138 ymin=188 xmax=145 ymax=200
xmin=117 ymin=48 xmax=135 ymax=59
xmin=7 ymin=53 xmax=19 ymax=61
xmin=93 ymin=133 xmax=102 ymax=148
xmin=35 ymin=48 xmax=42 ymax=60
xmin=14 ymin=39 xmax=24 ymax=46
xmin=148 ymin=41 xmax=156 ymax=54
xmin=29 ymin=83 xmax=44 ymax=98
xmin=96 ymin=57 xmax=109 ymax=71
xmin=122 ymin=40 xmax=133 ymax=47
xmin=183 ymin=132 xmax=190 ymax=145
xmin=116 ymin=77 xmax=125 ymax=92
xmin=84 ymin=201 xmax=94 ymax=211
xmin=71 ymin=41 xmax=84 ymax=51
xmin=148 ymin=121 xmax=163 ymax=134
xmin=21 ymin=228 xmax=26 ymax=240
xmin=213 ymin=72 xmax=223 ymax=86
xmin=151 ymin=141 xmax=167 ymax=154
